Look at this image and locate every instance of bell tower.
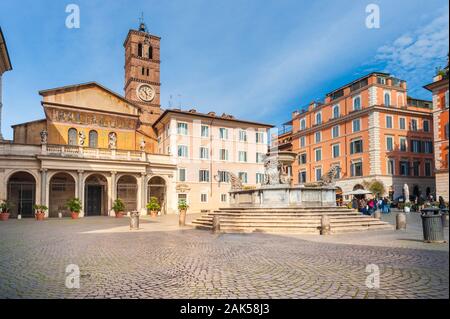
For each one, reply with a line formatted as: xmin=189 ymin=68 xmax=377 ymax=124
xmin=124 ymin=18 xmax=161 ymax=135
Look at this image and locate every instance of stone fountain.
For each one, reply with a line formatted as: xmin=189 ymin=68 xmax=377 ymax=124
xmin=228 ymin=151 xmax=338 ymax=208
xmin=191 ymin=151 xmax=392 ymax=233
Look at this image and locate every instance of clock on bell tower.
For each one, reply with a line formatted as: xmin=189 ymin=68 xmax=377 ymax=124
xmin=124 ymin=20 xmax=161 ymax=134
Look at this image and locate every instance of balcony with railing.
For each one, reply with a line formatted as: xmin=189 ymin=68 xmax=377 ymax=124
xmin=0 ymin=142 xmax=174 ymax=165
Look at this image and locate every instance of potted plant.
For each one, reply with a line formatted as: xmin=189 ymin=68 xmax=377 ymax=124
xmin=0 ymin=200 xmax=13 ymax=221
xmin=66 ymin=198 xmax=82 ymax=219
xmin=112 ymin=198 xmax=125 ymax=218
xmin=403 ymin=202 xmax=411 ymax=213
xmin=178 ymin=199 xmax=189 ymax=226
xmin=33 ymin=204 xmax=48 ymax=221
xmin=146 ymin=197 xmax=161 ymax=217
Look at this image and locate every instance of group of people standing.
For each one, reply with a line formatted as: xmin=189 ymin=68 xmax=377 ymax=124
xmin=352 ymin=197 xmax=391 ymax=215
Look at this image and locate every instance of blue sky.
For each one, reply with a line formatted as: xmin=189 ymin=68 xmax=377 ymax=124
xmin=0 ymin=0 xmax=448 ymax=139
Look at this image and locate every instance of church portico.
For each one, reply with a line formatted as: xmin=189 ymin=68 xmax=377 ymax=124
xmin=1 ymin=142 xmax=176 ymax=218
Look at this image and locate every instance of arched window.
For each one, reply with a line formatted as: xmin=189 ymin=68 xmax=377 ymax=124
xmin=300 ymin=118 xmax=306 ymax=130
xmin=315 ymin=112 xmax=322 ymax=125
xmin=148 ymin=46 xmax=153 ymax=59
xmin=384 ymin=92 xmax=391 ymax=106
xmin=138 ymin=43 xmax=143 ymax=57
xmin=89 ymin=130 xmax=98 ymax=148
xmin=333 ymin=105 xmax=340 ymax=119
xmin=353 ymin=96 xmax=361 ymax=110
xmin=68 ymin=128 xmax=77 ymax=146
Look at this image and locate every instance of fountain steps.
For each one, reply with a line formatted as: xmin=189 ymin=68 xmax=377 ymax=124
xmin=189 ymin=208 xmax=393 ymax=234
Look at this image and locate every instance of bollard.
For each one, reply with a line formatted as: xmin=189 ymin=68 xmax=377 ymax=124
xmin=320 ymin=215 xmax=331 ymax=235
xmin=396 ymin=212 xmax=406 ymax=230
xmin=440 ymin=208 xmax=449 ymax=228
xmin=17 ymin=214 xmax=22 ymax=220
xmin=373 ymin=211 xmax=381 ymax=219
xmin=130 ymin=211 xmax=139 ymax=230
xmin=212 ymin=215 xmax=221 ymax=234
xmin=441 ymin=212 xmax=449 ymax=228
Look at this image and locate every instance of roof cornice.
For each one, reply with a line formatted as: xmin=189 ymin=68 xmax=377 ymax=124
xmin=0 ymin=27 xmax=13 ymax=73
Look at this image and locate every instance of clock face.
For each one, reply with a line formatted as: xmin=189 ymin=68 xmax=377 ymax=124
xmin=137 ymin=84 xmax=155 ymax=102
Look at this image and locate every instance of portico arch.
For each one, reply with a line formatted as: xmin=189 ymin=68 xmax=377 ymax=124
xmin=85 ymin=174 xmax=108 ymax=216
xmin=117 ymin=175 xmax=138 ymax=212
xmin=7 ymin=171 xmax=36 ymax=218
xmin=148 ymin=176 xmax=167 ymax=215
xmin=49 ymin=172 xmax=76 ymax=218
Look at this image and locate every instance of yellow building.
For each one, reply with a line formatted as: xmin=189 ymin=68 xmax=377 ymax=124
xmin=1 ymin=81 xmax=177 ymax=218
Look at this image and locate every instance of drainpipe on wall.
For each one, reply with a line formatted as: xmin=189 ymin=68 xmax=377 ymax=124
xmin=209 ymin=118 xmax=215 ymax=203
xmin=0 ymin=74 xmax=3 ymax=140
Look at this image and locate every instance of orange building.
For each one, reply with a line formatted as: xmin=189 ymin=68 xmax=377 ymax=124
xmin=281 ymin=72 xmax=435 ymax=202
xmin=424 ymin=62 xmax=449 ymax=201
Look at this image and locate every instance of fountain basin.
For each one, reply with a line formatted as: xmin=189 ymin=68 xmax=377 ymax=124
xmin=229 ymin=185 xmax=337 ymax=208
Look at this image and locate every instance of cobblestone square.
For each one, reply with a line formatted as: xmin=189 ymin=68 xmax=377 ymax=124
xmin=0 ymin=213 xmax=448 ymax=299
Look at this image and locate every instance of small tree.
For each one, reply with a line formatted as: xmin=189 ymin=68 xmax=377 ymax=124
xmin=146 ymin=197 xmax=161 ymax=212
xmin=363 ymin=180 xmax=386 ymax=198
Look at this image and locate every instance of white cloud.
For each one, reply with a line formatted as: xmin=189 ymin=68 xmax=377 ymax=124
xmin=374 ymin=10 xmax=449 ymax=97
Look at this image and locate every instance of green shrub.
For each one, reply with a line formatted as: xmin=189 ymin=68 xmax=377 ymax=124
xmin=178 ymin=199 xmax=189 ymax=211
xmin=112 ymin=198 xmax=125 ymax=213
xmin=146 ymin=197 xmax=161 ymax=211
xmin=66 ymin=198 xmax=82 ymax=213
xmin=33 ymin=205 xmax=48 ymax=213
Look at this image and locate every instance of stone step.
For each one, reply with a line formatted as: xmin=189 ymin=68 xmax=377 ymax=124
xmin=189 ymin=222 xmax=393 ymax=234
xmin=209 ymin=212 xmax=361 ymax=217
xmin=194 ymin=218 xmax=383 ymax=225
xmin=218 ymin=207 xmax=352 ymax=211
xmin=216 ymin=208 xmax=355 ymax=213
xmin=219 ymin=223 xmax=392 ymax=233
xmin=198 ymin=215 xmax=372 ymax=221
xmin=192 ymin=218 xmax=389 ymax=227
xmin=194 ymin=222 xmax=389 ymax=229
xmin=331 ymin=224 xmax=393 ymax=233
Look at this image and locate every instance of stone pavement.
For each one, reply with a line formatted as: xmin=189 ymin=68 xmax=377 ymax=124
xmin=0 ymin=213 xmax=448 ymax=299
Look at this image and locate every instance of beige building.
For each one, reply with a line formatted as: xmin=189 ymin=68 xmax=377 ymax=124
xmin=153 ymin=109 xmax=272 ymax=213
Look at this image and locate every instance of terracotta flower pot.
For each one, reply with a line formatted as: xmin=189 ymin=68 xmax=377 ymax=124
xmin=0 ymin=212 xmax=10 ymax=221
xmin=35 ymin=212 xmax=45 ymax=221
xmin=115 ymin=211 xmax=124 ymax=218
xmin=71 ymin=211 xmax=80 ymax=219
xmin=150 ymin=210 xmax=158 ymax=217
xmin=179 ymin=209 xmax=187 ymax=226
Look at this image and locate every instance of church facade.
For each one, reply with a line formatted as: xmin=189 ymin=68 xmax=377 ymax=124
xmin=0 ymin=22 xmax=272 ymax=218
xmin=0 ymin=23 xmax=174 ymax=218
